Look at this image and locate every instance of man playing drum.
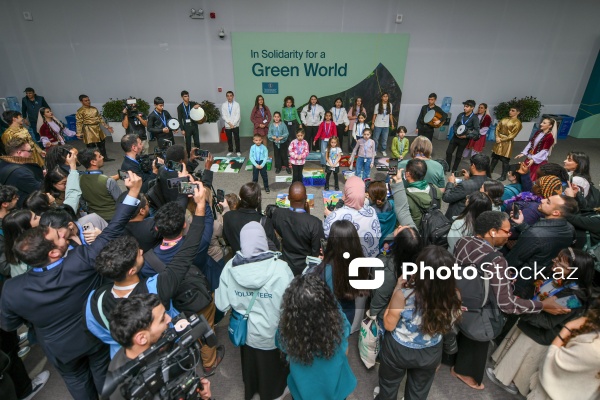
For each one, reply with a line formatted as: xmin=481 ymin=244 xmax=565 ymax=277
xmin=147 ymin=97 xmax=176 ymax=146
xmin=416 ymin=92 xmax=448 ymax=141
xmin=445 ymin=99 xmax=479 ymax=172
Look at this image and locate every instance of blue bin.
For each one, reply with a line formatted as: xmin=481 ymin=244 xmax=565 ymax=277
xmin=541 ymin=114 xmax=574 ymax=139
xmin=65 ymin=114 xmax=77 ymax=132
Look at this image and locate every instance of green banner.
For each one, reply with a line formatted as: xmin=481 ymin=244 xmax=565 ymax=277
xmin=231 ymin=32 xmax=410 ymax=136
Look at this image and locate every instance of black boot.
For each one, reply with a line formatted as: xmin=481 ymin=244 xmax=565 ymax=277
xmin=489 ymin=158 xmax=498 ymax=178
xmin=98 ymin=140 xmax=114 ymax=161
xmin=498 ymin=162 xmax=509 ymax=181
xmin=334 ymin=173 xmax=339 ymax=191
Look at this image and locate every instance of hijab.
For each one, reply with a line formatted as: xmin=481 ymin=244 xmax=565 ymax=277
xmin=343 ymin=176 xmax=365 ymax=210
xmin=232 ymin=221 xmax=272 ymax=266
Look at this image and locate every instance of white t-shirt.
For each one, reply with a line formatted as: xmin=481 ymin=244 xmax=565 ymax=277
xmin=373 ymin=103 xmax=392 ymax=127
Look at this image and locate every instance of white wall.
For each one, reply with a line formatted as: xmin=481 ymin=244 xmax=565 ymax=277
xmin=1 ymin=0 xmax=599 ymax=130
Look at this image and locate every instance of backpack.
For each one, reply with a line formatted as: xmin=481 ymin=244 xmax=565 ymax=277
xmin=144 ymin=249 xmax=212 ymax=315
xmin=455 ymin=251 xmax=506 ymax=341
xmin=408 ymin=184 xmax=450 ymax=248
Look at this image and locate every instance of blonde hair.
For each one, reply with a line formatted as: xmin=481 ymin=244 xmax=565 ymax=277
xmin=410 ymin=136 xmax=433 ymax=158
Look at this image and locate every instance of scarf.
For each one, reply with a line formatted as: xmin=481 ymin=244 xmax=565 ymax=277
xmin=343 ymin=176 xmax=365 ymax=209
xmin=406 ymin=180 xmax=429 ymax=190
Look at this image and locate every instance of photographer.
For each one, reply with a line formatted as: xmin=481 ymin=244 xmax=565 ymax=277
xmin=121 ymin=99 xmax=149 ymax=155
xmin=121 ymin=134 xmax=161 ymax=193
xmin=107 ymin=294 xmax=211 ymax=400
xmin=157 ymin=144 xmax=212 ymax=204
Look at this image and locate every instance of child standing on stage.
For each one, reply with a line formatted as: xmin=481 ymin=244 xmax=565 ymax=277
xmin=331 ymin=98 xmax=349 ymax=152
xmin=288 ymin=129 xmax=309 ymax=183
xmin=390 ymin=126 xmax=409 ymax=160
xmin=250 ymin=133 xmax=270 ymax=193
xmin=301 ymin=95 xmax=324 ymax=152
xmin=250 ymin=95 xmax=272 ymax=145
xmin=313 ymin=111 xmax=338 ymax=167
xmin=372 ymin=92 xmax=394 ymax=157
xmin=352 ymin=113 xmax=369 ymax=149
xmin=282 ymin=96 xmax=301 ymax=174
xmin=268 ymin=112 xmax=290 ymax=174
xmin=325 ymin=136 xmax=342 ymax=191
xmin=349 ymin=129 xmax=376 ymax=180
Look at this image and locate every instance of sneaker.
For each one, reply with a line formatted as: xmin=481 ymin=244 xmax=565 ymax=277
xmin=20 ymin=370 xmax=50 ymax=400
xmin=236 ymin=152 xmax=241 ymax=157
xmin=203 ymin=345 xmax=225 ymax=377
xmin=265 ymin=188 xmax=270 ymax=193
xmin=275 ymin=168 xmax=281 ymax=174
xmin=286 ymin=167 xmax=291 ymax=174
xmin=18 ymin=346 xmax=30 ymax=358
xmin=19 ymin=332 xmax=28 ymax=345
xmin=226 ymin=152 xmax=233 ymax=156
xmin=382 ymin=151 xmax=387 ymax=157
xmin=485 ymin=367 xmax=518 ymax=395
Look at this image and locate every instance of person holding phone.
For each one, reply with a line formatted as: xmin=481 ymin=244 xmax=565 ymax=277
xmin=487 ymin=248 xmax=596 ymax=396
xmin=78 ymin=148 xmax=122 ymax=222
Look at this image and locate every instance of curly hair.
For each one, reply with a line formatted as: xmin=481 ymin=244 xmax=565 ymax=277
xmin=277 ymin=274 xmax=344 ymax=365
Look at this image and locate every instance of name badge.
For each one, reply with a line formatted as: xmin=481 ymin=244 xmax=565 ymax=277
xmin=262 ymin=119 xmax=268 ymax=124
xmin=185 ymin=119 xmax=191 ymax=124
xmin=287 ymin=121 xmax=293 ymax=126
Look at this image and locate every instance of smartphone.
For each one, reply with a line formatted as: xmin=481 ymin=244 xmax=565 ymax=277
xmin=512 ymin=203 xmax=520 ymax=219
xmin=194 ymin=149 xmax=210 ymax=158
xmin=167 ymin=176 xmax=189 ymax=189
xmin=455 ymin=178 xmax=463 ymax=184
xmin=82 ymin=222 xmax=94 ymax=232
xmin=216 ymin=189 xmax=225 ymax=203
xmin=178 ymin=181 xmax=198 ymax=195
xmin=388 ymin=158 xmax=398 ymax=175
xmin=320 ymin=238 xmax=328 ymax=254
xmin=166 ymin=160 xmax=183 ymax=172
xmin=59 ymin=147 xmax=71 ymax=157
xmin=117 ymin=169 xmax=129 ymax=181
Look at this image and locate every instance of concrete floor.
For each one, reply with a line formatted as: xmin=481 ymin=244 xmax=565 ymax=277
xmin=20 ymin=133 xmax=600 ymax=399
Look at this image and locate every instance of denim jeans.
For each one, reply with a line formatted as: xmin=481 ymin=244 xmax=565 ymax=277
xmin=320 ymin=139 xmax=328 ymax=165
xmin=356 ymin=156 xmax=371 ymax=180
xmin=373 ymin=126 xmax=389 ymax=152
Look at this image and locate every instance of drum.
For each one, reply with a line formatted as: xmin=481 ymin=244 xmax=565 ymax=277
xmin=424 ymin=109 xmax=443 ymax=128
xmin=190 ymin=107 xmax=205 ymax=122
xmin=168 ymin=119 xmax=180 ymax=130
xmin=456 ymin=124 xmax=466 ymax=135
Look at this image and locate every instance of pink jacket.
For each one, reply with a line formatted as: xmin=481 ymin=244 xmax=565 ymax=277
xmin=288 ymin=139 xmax=309 ymax=165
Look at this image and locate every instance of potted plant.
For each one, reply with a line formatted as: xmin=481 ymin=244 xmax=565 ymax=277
xmin=493 ymin=96 xmax=543 ymax=141
xmin=197 ymin=100 xmax=221 ymax=143
xmin=102 ymin=98 xmax=150 ymax=142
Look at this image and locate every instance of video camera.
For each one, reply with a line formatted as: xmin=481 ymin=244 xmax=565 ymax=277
xmin=126 ymin=98 xmax=138 ymax=113
xmin=101 ymin=313 xmax=217 ymax=400
xmin=139 ymin=140 xmax=172 ymax=173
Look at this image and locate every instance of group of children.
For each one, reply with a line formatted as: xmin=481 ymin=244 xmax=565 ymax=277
xmin=248 ymin=110 xmax=410 ymax=191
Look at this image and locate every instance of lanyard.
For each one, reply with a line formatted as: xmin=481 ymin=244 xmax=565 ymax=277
xmin=461 ymin=112 xmax=474 ymax=125
xmin=228 ymin=102 xmax=233 ymax=116
xmin=260 ymin=108 xmax=265 ymax=119
xmin=182 ymin=102 xmax=191 ymax=119
xmin=32 ymin=258 xmax=64 ymax=273
xmin=325 ymin=122 xmax=332 ymax=137
xmin=286 ymin=108 xmax=294 ymax=121
xmin=363 ymin=140 xmax=371 ymax=157
xmin=311 ymin=107 xmax=316 ymax=120
xmin=84 ymin=170 xmax=103 ymax=174
xmin=296 ymin=141 xmax=305 ymax=155
xmin=334 ymin=108 xmax=341 ymax=122
xmin=289 ymin=207 xmax=306 ymax=213
xmin=273 ymin=124 xmax=280 ymax=136
xmin=357 ymin=123 xmax=364 ymax=137
xmin=126 ymin=155 xmax=139 ymax=164
xmin=154 ymin=110 xmax=167 ymax=127
xmin=382 ymin=104 xmax=388 ymax=118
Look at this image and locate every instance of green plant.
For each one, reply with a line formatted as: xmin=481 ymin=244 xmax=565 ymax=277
xmin=199 ymin=100 xmax=221 ymax=123
xmin=493 ymin=96 xmax=543 ymax=122
xmin=101 ymin=98 xmax=150 ymax=122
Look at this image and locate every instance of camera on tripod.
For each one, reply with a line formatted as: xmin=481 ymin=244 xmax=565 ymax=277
xmin=101 ymin=313 xmax=217 ymax=400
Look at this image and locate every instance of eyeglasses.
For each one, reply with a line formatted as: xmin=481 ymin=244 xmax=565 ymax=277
xmin=497 ymin=228 xmax=512 ymax=236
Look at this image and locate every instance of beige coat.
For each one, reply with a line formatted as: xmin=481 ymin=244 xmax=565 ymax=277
xmin=492 ymin=117 xmax=522 ymax=158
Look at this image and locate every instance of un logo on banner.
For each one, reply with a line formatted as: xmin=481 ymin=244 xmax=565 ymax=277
xmin=262 ymin=82 xmax=278 ymax=94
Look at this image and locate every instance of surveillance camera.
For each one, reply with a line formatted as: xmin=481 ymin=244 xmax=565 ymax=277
xmin=218 ymin=29 xmax=225 ymax=39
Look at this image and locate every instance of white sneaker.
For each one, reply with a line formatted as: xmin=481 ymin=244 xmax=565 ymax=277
xmin=236 ymin=152 xmax=241 ymax=157
xmin=18 ymin=346 xmax=30 ymax=358
xmin=21 ymin=370 xmax=50 ymax=400
xmin=485 ymin=367 xmax=518 ymax=395
xmin=226 ymin=152 xmax=232 ymax=156
xmin=274 ymin=386 xmax=290 ymax=400
xmin=18 ymin=331 xmax=28 ymax=345
xmin=382 ymin=151 xmax=387 ymax=157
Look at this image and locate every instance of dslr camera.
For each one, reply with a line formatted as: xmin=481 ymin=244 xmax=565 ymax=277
xmin=102 ymin=313 xmax=217 ymax=400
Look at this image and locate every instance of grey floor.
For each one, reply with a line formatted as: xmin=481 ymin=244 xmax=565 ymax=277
xmin=20 ymin=134 xmax=600 ymax=400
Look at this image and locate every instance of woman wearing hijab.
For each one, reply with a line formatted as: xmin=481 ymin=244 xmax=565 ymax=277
xmin=323 ymin=175 xmax=382 ymax=258
xmin=215 ymin=222 xmax=294 ymax=400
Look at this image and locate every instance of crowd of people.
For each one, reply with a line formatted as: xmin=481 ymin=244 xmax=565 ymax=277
xmin=0 ymin=87 xmax=598 ymax=400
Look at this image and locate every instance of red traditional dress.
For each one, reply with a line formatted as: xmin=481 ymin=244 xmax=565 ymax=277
xmin=467 ymin=113 xmax=492 ymax=153
xmin=519 ymin=130 xmax=555 ymax=180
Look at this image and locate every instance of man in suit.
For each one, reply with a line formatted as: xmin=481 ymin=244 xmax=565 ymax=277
xmin=120 ymin=133 xmax=160 ymax=193
xmin=416 ymin=93 xmax=447 ymax=141
xmin=0 ymin=172 xmax=143 ymax=400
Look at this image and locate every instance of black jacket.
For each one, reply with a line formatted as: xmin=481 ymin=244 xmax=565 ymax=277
xmin=0 ymin=198 xmax=137 ymax=364
xmin=120 ymin=156 xmax=156 ymax=193
xmin=147 ymin=109 xmax=175 ymax=145
xmin=0 ymin=160 xmax=43 ymax=208
xmin=177 ymin=102 xmax=200 ymax=133
xmin=270 ymin=207 xmax=324 ymax=275
xmin=452 ymin=111 xmax=480 ymax=140
xmin=442 ymin=175 xmax=487 ymax=219
xmin=223 ymin=208 xmax=280 ymax=253
xmin=416 ymin=104 xmax=447 ymax=135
